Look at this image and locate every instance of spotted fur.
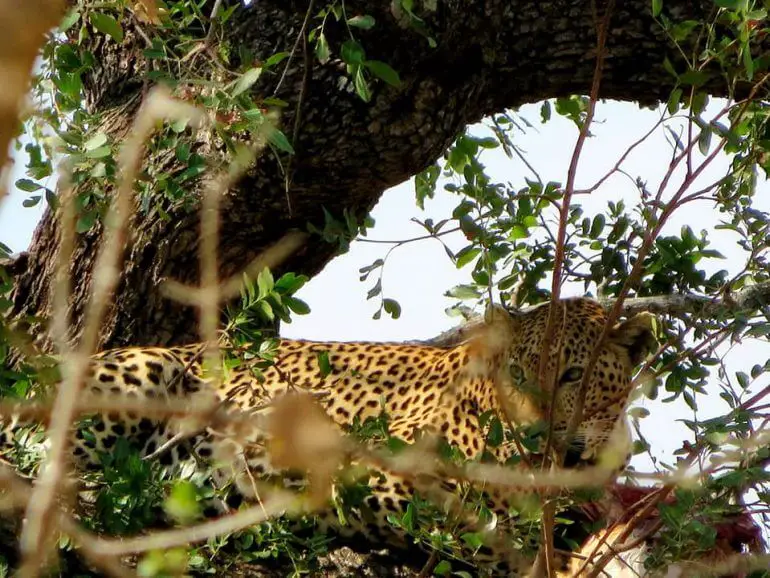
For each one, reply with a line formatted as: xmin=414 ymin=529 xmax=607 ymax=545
xmin=0 ymin=298 xmax=656 ymax=574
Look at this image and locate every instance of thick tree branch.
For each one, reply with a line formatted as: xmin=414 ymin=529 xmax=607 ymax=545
xmin=423 ymin=282 xmax=770 ymax=347
xmin=10 ymin=1 xmax=762 ymax=347
xmin=600 ymin=281 xmax=770 ymax=319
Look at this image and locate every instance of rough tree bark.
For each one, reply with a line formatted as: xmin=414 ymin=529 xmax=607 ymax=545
xmin=8 ymin=0 xmax=736 ymax=350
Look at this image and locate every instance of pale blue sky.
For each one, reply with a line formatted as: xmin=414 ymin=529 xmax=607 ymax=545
xmin=1 ymin=99 xmax=768 ymax=477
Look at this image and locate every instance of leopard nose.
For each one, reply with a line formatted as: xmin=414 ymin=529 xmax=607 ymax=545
xmin=563 ymin=441 xmax=587 ymax=468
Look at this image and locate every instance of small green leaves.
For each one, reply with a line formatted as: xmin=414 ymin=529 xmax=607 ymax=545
xmin=263 ymin=51 xmax=290 ymax=68
xmin=89 ymin=12 xmax=124 ymax=43
xmin=84 ymin=132 xmax=107 ymax=151
xmin=382 ymin=298 xmax=401 ymax=319
xmin=315 ymin=32 xmax=330 ymax=64
xmin=415 ymin=164 xmax=439 ymax=209
xmin=455 ymin=246 xmax=481 ymax=268
xmin=83 ymin=132 xmax=111 ymax=159
xmin=666 ymin=87 xmax=682 ymax=114
xmin=698 ymin=125 xmax=712 ymax=155
xmin=353 ymin=67 xmax=372 ymax=102
xmin=76 ymin=210 xmax=97 ymax=233
xmin=347 ymin=15 xmax=376 ymax=29
xmin=231 ymin=67 xmax=262 ymax=97
xmin=165 ymin=481 xmax=200 ymax=524
xmin=15 ymin=179 xmax=42 ymax=193
xmin=257 ymin=267 xmax=274 ymax=300
xmin=555 ymin=95 xmax=589 ymax=128
xmin=446 ymin=284 xmax=482 ymax=300
xmin=540 ymin=100 xmax=552 ymax=122
xmin=265 ymin=126 xmax=295 ymax=154
xmin=341 ymin=40 xmax=365 ymax=65
xmin=365 ymin=61 xmax=401 ymax=87
xmin=652 ymin=0 xmax=663 ymax=17
xmin=59 ymin=9 xmax=80 ymax=32
xmin=317 ymin=351 xmax=332 ymax=378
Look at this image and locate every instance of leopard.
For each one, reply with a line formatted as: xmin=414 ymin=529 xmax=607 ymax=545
xmin=0 ymin=297 xmax=656 ymax=575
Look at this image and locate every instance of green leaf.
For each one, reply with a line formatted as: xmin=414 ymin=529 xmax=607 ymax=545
xmin=743 ymin=46 xmax=754 ymax=81
xmin=671 ymin=20 xmax=699 ymax=42
xmin=628 ymin=407 xmax=650 ymax=419
xmin=263 ymin=51 xmax=290 ymax=68
xmin=461 ymin=532 xmax=484 ymax=550
xmin=446 ymin=284 xmax=481 ymax=300
xmin=54 ymin=72 xmax=82 ymax=99
xmin=84 ymin=132 xmax=108 ymax=151
xmin=22 ymin=196 xmax=41 ymax=208
xmin=366 ymin=279 xmax=382 ymax=300
xmin=663 ymin=57 xmax=677 ymax=78
xmin=231 ymin=67 xmax=262 ymax=97
xmin=508 ymin=224 xmax=529 ymax=239
xmin=736 ymin=371 xmax=750 ymax=389
xmin=540 ymin=100 xmax=551 ymax=122
xmin=317 ymin=351 xmax=332 ymax=378
xmin=341 ymin=40 xmax=365 ymax=65
xmin=165 ymin=481 xmax=200 ymax=524
xmin=258 ymin=300 xmax=274 ymax=321
xmin=590 ymin=214 xmax=605 ymax=238
xmin=415 ymin=164 xmax=439 ymax=209
xmin=365 ymin=60 xmax=401 ymax=86
xmin=679 ymin=69 xmax=709 ymax=86
xmin=359 ymin=259 xmax=384 ymax=281
xmin=274 ymin=272 xmax=308 ymax=294
xmin=286 ymin=297 xmax=310 ymax=315
xmin=487 ymin=418 xmax=503 ymax=446
xmin=667 ymin=87 xmax=682 ymax=114
xmin=690 ymin=91 xmax=709 ymax=115
xmin=257 ymin=267 xmax=274 ymax=299
xmin=354 ymin=67 xmax=372 ymax=102
xmin=15 ymin=179 xmax=42 ymax=193
xmin=652 ymin=0 xmax=663 ymax=17
xmin=383 ymin=298 xmax=401 ymax=320
xmin=455 ymin=246 xmax=481 ymax=268
xmin=45 ymin=188 xmax=59 ymax=210
xmin=85 ymin=145 xmax=111 ymax=159
xmin=315 ymin=33 xmax=330 ymax=64
xmin=266 ymin=126 xmax=295 ymax=154
xmin=60 ymin=9 xmax=81 ymax=32
xmin=89 ymin=12 xmax=124 ymax=43
xmin=347 ymin=14 xmax=375 ymax=29
xmin=698 ymin=126 xmax=712 ymax=155
xmin=76 ymin=211 xmax=96 ymax=233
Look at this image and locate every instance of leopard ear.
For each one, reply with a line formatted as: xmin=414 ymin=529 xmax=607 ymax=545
xmin=609 ymin=312 xmax=658 ymax=366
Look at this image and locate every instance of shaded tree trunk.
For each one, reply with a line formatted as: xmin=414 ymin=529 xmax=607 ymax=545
xmin=8 ymin=0 xmax=729 ymax=350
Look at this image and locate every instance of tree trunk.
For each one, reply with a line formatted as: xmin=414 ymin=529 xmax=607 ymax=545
xmin=8 ymin=0 xmax=732 ymax=350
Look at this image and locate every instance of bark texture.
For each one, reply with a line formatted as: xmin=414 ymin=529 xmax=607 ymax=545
xmin=9 ymin=0 xmax=736 ymax=349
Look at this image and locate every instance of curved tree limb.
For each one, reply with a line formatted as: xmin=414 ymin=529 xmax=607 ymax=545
xmin=9 ymin=0 xmax=761 ymax=349
xmin=422 ymin=282 xmax=770 ymax=347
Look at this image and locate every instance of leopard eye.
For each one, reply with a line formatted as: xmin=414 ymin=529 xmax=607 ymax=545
xmin=560 ymin=367 xmax=583 ymax=384
xmin=509 ymin=363 xmax=525 ymax=382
